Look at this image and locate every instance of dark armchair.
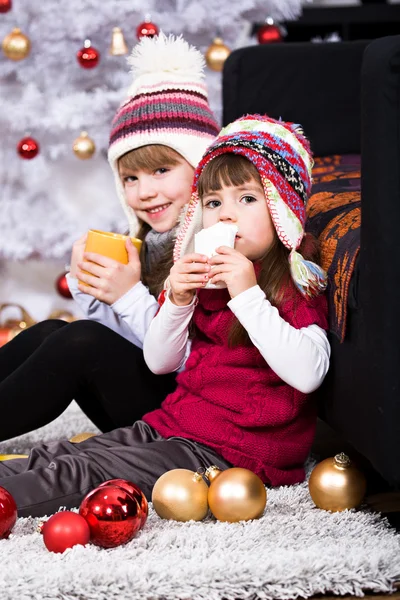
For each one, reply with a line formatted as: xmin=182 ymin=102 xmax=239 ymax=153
xmin=222 ymin=36 xmax=400 ymax=489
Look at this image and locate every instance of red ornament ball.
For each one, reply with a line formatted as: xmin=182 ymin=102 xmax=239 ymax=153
xmin=136 ymin=20 xmax=159 ymax=40
xmin=76 ymin=40 xmax=100 ymax=69
xmin=0 ymin=486 xmax=17 ymax=539
xmin=79 ymin=484 xmax=142 ymax=548
xmin=0 ymin=0 xmax=12 ymax=13
xmin=98 ymin=479 xmax=148 ymax=529
xmin=17 ymin=136 xmax=39 ymax=160
xmin=56 ymin=273 xmax=72 ymax=299
xmin=257 ymin=23 xmax=283 ymax=44
xmin=42 ymin=511 xmax=90 ymax=553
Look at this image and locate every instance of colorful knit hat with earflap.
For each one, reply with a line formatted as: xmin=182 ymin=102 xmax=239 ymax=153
xmin=174 ymin=114 xmax=327 ymax=298
xmin=108 ymin=32 xmax=220 ymax=235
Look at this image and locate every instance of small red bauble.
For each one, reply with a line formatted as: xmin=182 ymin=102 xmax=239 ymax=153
xmin=257 ymin=23 xmax=283 ymax=44
xmin=136 ymin=20 xmax=159 ymax=40
xmin=98 ymin=479 xmax=148 ymax=529
xmin=0 ymin=0 xmax=12 ymax=13
xmin=56 ymin=273 xmax=72 ymax=299
xmin=0 ymin=486 xmax=17 ymax=539
xmin=17 ymin=136 xmax=39 ymax=160
xmin=42 ymin=511 xmax=90 ymax=553
xmin=79 ymin=484 xmax=141 ymax=548
xmin=77 ymin=40 xmax=100 ymax=69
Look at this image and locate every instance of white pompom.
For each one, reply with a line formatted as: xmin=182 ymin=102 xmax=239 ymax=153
xmin=127 ymin=31 xmax=206 ymax=83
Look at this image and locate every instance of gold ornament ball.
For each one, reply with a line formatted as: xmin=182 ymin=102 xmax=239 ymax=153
xmin=205 ymin=37 xmax=231 ymax=72
xmin=152 ymin=468 xmax=209 ymax=522
xmin=2 ymin=28 xmax=31 ymax=61
xmin=208 ymin=467 xmax=267 ymax=522
xmin=205 ymin=465 xmax=223 ymax=482
xmin=73 ymin=131 xmax=96 ymax=160
xmin=308 ymin=452 xmax=367 ymax=512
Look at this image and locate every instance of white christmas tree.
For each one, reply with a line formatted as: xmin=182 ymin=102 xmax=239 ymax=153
xmin=0 ymin=0 xmax=304 ymax=317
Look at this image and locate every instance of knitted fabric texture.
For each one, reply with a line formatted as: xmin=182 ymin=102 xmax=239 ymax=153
xmin=174 ymin=114 xmax=327 ymax=297
xmin=108 ymin=33 xmax=219 ymax=235
xmin=144 ymin=288 xmax=328 ymax=486
xmin=144 ymin=226 xmax=177 ymax=273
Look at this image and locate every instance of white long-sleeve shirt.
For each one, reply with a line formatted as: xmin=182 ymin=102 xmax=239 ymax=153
xmin=66 ymin=274 xmax=158 ymax=349
xmin=143 ymin=285 xmax=330 ymax=394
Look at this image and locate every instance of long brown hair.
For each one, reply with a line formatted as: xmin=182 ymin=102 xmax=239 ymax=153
xmin=197 ymin=154 xmax=321 ymax=346
xmin=118 ymin=145 xmax=183 ymax=297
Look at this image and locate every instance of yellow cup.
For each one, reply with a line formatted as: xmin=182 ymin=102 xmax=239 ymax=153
xmin=80 ymin=230 xmax=142 ymax=285
xmin=85 ymin=229 xmax=142 ymax=262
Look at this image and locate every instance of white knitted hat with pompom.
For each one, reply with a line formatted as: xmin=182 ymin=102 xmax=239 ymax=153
xmin=108 ymin=32 xmax=219 ymax=235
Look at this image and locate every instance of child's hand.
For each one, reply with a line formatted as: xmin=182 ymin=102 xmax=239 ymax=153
xmin=77 ymin=238 xmax=141 ymax=305
xmin=69 ymin=233 xmax=88 ymax=279
xmin=169 ymin=253 xmax=210 ymax=306
xmin=209 ymin=246 xmax=257 ymax=298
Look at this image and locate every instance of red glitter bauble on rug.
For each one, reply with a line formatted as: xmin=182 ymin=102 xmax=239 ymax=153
xmin=257 ymin=19 xmax=283 ymax=44
xmin=17 ymin=136 xmax=39 ymax=160
xmin=136 ymin=18 xmax=158 ymax=40
xmin=56 ymin=273 xmax=72 ymax=299
xmin=0 ymin=0 xmax=12 ymax=13
xmin=79 ymin=484 xmax=142 ymax=548
xmin=0 ymin=486 xmax=17 ymax=539
xmin=42 ymin=511 xmax=90 ymax=553
xmin=98 ymin=479 xmax=148 ymax=529
xmin=76 ymin=39 xmax=100 ymax=69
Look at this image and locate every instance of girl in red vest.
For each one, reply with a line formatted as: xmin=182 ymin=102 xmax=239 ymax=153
xmin=143 ymin=114 xmax=330 ymax=486
xmin=0 ymin=115 xmax=329 ymax=518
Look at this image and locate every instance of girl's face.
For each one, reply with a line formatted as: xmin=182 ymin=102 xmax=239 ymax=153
xmin=201 ymin=177 xmax=275 ymax=261
xmin=120 ymin=157 xmax=194 ymax=233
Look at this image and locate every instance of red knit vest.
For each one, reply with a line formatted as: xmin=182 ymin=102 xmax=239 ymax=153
xmin=144 ymin=287 xmax=328 ymax=486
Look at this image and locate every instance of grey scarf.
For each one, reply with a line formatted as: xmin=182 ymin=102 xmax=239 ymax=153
xmin=144 ymin=226 xmax=177 ymax=273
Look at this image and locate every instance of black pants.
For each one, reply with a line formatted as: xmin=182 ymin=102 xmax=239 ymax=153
xmin=0 ymin=319 xmax=232 ymax=517
xmin=0 ymin=421 xmax=231 ymax=517
xmin=0 ymin=319 xmax=177 ymax=439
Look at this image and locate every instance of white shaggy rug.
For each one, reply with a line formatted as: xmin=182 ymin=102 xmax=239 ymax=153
xmin=0 ymin=402 xmax=399 ymax=600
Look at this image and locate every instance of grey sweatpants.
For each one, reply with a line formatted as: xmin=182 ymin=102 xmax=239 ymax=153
xmin=0 ymin=421 xmax=231 ymax=517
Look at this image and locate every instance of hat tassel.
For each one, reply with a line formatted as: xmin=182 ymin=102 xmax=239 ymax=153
xmin=289 ymin=249 xmax=327 ymax=298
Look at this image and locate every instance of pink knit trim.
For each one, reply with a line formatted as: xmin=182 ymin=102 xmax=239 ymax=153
xmin=125 ymin=93 xmax=213 ymax=111
xmin=111 ymin=117 xmax=219 ymax=138
xmin=116 ymin=98 xmax=217 ymax=123
xmin=109 ymin=128 xmax=216 ymax=147
xmin=115 ymin=111 xmax=218 ymax=129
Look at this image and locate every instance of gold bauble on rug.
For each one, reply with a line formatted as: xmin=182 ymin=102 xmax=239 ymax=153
xmin=205 ymin=465 xmax=223 ymax=482
xmin=72 ymin=131 xmax=96 ymax=160
xmin=69 ymin=432 xmax=97 ymax=444
xmin=208 ymin=467 xmax=267 ymax=522
xmin=205 ymin=37 xmax=231 ymax=72
xmin=0 ymin=454 xmax=28 ymax=461
xmin=152 ymin=468 xmax=209 ymax=522
xmin=308 ymin=452 xmax=367 ymax=512
xmin=2 ymin=28 xmax=30 ymax=61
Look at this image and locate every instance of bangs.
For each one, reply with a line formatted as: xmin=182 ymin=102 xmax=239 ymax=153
xmin=118 ymin=144 xmax=182 ymax=172
xmin=197 ymin=154 xmax=261 ymax=198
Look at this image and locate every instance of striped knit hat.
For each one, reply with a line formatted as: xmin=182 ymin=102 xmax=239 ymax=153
xmin=108 ymin=32 xmax=219 ymax=235
xmin=174 ymin=114 xmax=327 ymax=298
